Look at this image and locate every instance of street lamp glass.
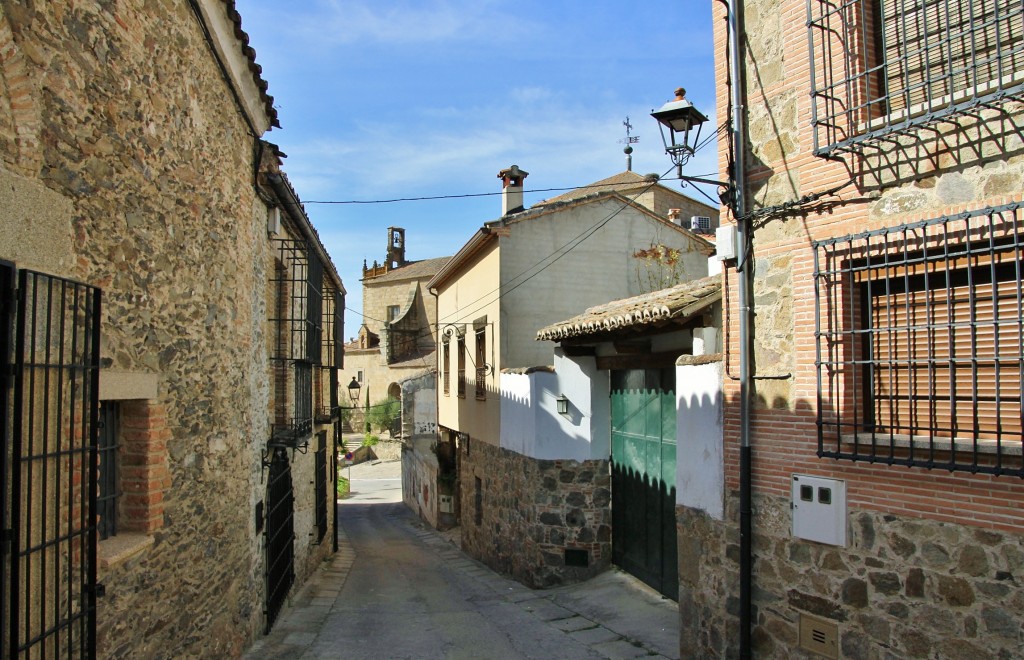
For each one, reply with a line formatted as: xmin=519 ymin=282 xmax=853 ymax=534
xmin=347 ymin=377 xmax=361 ymax=402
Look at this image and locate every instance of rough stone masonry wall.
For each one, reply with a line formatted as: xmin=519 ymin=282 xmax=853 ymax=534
xmin=0 ymin=2 xmax=308 ymax=656
xmin=459 ymin=436 xmax=611 ymax=588
xmin=678 ymin=494 xmax=1024 ymax=659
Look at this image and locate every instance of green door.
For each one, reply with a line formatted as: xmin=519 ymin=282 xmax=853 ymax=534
xmin=610 ymin=368 xmax=678 ymax=600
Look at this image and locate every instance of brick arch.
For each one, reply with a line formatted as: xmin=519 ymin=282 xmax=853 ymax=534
xmin=0 ymin=13 xmax=43 ymax=177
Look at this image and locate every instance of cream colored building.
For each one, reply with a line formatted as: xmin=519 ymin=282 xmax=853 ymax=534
xmin=427 ymin=167 xmax=715 ymax=568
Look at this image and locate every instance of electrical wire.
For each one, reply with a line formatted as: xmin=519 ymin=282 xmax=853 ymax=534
xmin=345 ymin=164 xmax=679 ymax=359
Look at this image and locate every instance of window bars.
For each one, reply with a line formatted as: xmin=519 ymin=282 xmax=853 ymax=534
xmin=97 ymin=401 xmax=121 ymax=540
xmin=318 ymin=282 xmax=342 ymax=422
xmin=808 ymin=0 xmax=1024 ymax=156
xmin=813 ymin=202 xmax=1024 ymax=476
xmin=269 ymin=239 xmax=324 ymax=445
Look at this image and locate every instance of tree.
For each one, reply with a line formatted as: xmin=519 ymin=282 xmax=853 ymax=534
xmin=366 ymin=397 xmax=401 ymax=435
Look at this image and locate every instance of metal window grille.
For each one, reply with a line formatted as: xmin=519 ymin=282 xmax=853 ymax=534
xmin=808 ymin=0 xmax=1024 ymax=157
xmin=2 ymin=267 xmax=101 ymax=657
xmin=269 ymin=239 xmax=323 ymax=445
xmin=318 ymin=283 xmax=341 ymax=421
xmin=457 ymin=334 xmax=466 ymax=399
xmin=813 ymin=202 xmax=1024 ymax=476
xmin=475 ymin=327 xmax=487 ymax=400
xmin=97 ymin=401 xmax=120 ymax=540
xmin=442 ymin=339 xmax=450 ymax=396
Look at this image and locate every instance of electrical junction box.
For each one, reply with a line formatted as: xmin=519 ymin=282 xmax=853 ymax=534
xmin=715 ymin=225 xmax=737 ymax=261
xmin=439 ymin=494 xmax=453 ymax=514
xmin=792 ymin=474 xmax=847 ymax=546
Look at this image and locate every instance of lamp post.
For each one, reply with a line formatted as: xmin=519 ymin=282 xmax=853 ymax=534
xmin=347 ymin=377 xmax=361 ymax=403
xmin=653 ymin=54 xmax=753 ymax=660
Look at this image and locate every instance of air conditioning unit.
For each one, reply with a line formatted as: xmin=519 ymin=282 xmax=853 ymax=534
xmin=690 ymin=216 xmax=713 ymax=233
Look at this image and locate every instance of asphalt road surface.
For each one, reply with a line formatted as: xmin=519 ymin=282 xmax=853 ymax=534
xmin=246 ymin=459 xmax=678 ymax=659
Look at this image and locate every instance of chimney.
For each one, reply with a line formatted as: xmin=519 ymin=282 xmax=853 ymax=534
xmin=667 ymin=208 xmax=682 ymax=225
xmin=498 ymin=165 xmax=529 ymax=216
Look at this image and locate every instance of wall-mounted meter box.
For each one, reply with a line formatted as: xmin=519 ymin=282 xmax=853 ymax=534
xmin=792 ymin=474 xmax=847 ymax=546
xmin=439 ymin=494 xmax=453 ymax=514
xmin=715 ymin=225 xmax=737 ymax=262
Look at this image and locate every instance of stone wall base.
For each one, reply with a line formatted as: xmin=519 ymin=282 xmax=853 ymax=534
xmin=459 ymin=435 xmax=611 ymax=588
xmin=677 ymin=493 xmax=1024 ymax=659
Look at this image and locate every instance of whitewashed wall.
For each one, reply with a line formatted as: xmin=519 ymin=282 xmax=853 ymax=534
xmin=499 ymin=350 xmax=610 ymax=461
xmin=675 ymin=359 xmax=724 ymax=518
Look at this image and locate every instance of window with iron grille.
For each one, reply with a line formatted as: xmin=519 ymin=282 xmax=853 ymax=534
xmin=807 ymin=0 xmax=1024 ymax=156
xmin=318 ymin=282 xmax=342 ymax=421
xmin=813 ymin=203 xmax=1024 ymax=476
xmin=98 ymin=401 xmax=121 ymax=540
xmin=474 ymin=324 xmax=487 ymax=400
xmin=457 ymin=332 xmax=466 ymax=399
xmin=442 ymin=337 xmax=450 ymax=396
xmin=269 ymin=238 xmax=324 ymax=444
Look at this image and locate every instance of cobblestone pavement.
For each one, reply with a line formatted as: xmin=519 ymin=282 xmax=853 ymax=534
xmin=245 ymin=460 xmax=679 ymax=660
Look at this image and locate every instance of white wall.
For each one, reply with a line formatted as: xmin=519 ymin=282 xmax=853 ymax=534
xmin=500 ymin=199 xmax=708 ymax=370
xmin=499 ymin=350 xmax=609 ymax=461
xmin=675 ymin=359 xmax=725 ymax=519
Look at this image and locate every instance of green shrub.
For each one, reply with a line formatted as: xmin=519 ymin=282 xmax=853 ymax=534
xmin=362 ymin=433 xmax=380 ymax=447
xmin=337 ymin=476 xmax=350 ymax=497
xmin=366 ymin=397 xmax=401 ymax=433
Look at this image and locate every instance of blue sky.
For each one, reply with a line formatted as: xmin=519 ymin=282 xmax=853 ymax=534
xmin=233 ymin=0 xmax=718 ymax=337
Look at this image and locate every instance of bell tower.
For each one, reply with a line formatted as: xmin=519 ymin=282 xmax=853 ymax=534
xmin=387 ymin=227 xmax=406 ymax=269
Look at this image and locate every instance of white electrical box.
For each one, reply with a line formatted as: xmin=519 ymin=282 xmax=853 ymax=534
xmin=792 ymin=474 xmax=847 ymax=546
xmin=715 ymin=225 xmax=737 ymax=261
xmin=439 ymin=494 xmax=453 ymax=514
xmin=267 ymin=206 xmax=282 ymax=236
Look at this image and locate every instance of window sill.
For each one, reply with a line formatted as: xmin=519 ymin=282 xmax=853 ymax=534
xmin=840 ymin=433 xmax=1022 ymax=456
xmin=98 ymin=533 xmax=155 ymax=571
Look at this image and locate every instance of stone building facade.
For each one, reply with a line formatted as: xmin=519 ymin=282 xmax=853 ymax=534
xmin=343 ymin=227 xmax=448 ymax=430
xmin=0 ymin=2 xmax=343 ymax=656
xmin=682 ymin=1 xmax=1024 ymax=657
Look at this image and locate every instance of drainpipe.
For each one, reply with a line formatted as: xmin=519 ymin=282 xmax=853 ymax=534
xmin=727 ymin=0 xmax=754 ymax=657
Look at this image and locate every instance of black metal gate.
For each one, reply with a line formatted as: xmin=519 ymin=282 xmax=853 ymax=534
xmin=264 ymin=447 xmax=295 ymax=634
xmin=1 ymin=265 xmax=102 ymax=657
xmin=314 ymin=431 xmax=327 ymax=545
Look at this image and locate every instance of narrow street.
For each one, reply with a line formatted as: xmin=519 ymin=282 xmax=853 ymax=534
xmin=246 ymin=459 xmax=679 ymax=659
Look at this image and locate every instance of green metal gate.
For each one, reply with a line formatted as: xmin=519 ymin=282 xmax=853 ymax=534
xmin=610 ymin=368 xmax=678 ymax=600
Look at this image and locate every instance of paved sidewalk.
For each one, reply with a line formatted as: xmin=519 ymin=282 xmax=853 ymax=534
xmin=246 ymin=463 xmax=679 ymax=659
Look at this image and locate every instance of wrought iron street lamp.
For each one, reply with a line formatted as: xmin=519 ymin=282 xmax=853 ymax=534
xmin=347 ymin=377 xmax=361 ymax=402
xmin=651 ymin=96 xmax=709 ymax=173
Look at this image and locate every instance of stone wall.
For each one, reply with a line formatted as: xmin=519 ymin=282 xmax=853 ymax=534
xmin=0 ymin=2 xmax=335 ymax=656
xmin=677 ymin=493 xmax=1024 ymax=659
xmin=459 ymin=435 xmax=611 ymax=588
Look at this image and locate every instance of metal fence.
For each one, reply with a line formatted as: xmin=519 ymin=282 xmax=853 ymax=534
xmin=2 ymin=267 xmax=101 ymax=657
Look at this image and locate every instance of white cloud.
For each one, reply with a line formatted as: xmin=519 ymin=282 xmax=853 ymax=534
xmin=286 ymin=0 xmax=538 ymax=48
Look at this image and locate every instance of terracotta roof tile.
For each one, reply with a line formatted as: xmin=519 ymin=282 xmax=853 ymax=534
xmin=536 ymin=275 xmax=722 ymax=341
xmin=364 ymin=256 xmax=452 ymax=283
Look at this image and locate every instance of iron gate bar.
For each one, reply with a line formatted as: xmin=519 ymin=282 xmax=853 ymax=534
xmin=0 ymin=262 xmax=13 ymax=658
xmin=8 ymin=270 xmax=100 ymax=657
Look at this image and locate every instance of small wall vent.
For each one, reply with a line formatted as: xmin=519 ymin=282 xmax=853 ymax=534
xmin=799 ymin=612 xmax=838 ymax=658
xmin=564 ymin=548 xmax=589 ymax=568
